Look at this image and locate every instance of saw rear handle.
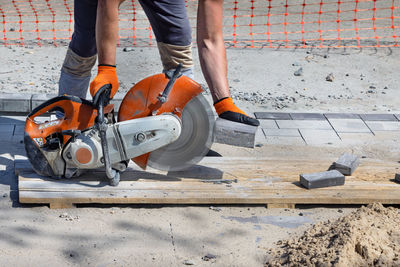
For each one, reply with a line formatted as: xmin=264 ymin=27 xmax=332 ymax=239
xmin=95 ymin=85 xmax=120 ymax=186
xmin=158 ymin=64 xmax=183 ymax=103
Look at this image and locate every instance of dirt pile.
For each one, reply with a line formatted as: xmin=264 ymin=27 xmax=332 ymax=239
xmin=266 ymin=203 xmax=400 ymax=267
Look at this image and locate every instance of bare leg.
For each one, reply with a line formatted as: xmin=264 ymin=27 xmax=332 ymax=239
xmin=197 ymin=0 xmax=259 ymax=126
xmin=197 ymin=0 xmax=230 ymax=103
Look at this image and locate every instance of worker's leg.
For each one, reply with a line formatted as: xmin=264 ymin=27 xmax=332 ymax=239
xmin=58 ymin=0 xmax=98 ymax=99
xmin=138 ymin=0 xmax=194 ymax=79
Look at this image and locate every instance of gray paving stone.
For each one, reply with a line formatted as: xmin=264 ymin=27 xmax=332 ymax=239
xmin=366 ymin=121 xmax=400 ymax=131
xmin=260 ymin=136 xmax=306 ymax=146
xmin=328 ymin=119 xmax=372 ymax=133
xmin=373 ymin=131 xmax=400 ymax=139
xmin=31 ymin=94 xmax=58 ymax=110
xmin=263 ymin=128 xmax=300 ymax=137
xmin=394 ymin=114 xmax=400 ymax=121
xmin=14 ymin=125 xmax=24 ymax=135
xmin=324 ymin=113 xmax=360 ymax=119
xmin=0 ymin=93 xmax=31 ymax=113
xmin=300 ymin=170 xmax=345 ymax=189
xmin=359 ymin=114 xmax=397 ymax=121
xmin=290 ymin=113 xmax=325 ymax=120
xmin=338 ymin=133 xmax=375 ymax=144
xmin=0 ymin=124 xmax=14 ymax=133
xmin=276 ymin=120 xmax=332 ymax=130
xmin=214 ymin=118 xmax=257 ymax=148
xmin=331 ymin=153 xmax=360 ymax=176
xmin=254 ymin=127 xmax=266 ymax=144
xmin=0 ymin=116 xmax=26 ymax=125
xmin=12 ymin=135 xmax=24 ymax=144
xmin=0 ymin=131 xmax=13 ymax=142
xmin=300 ymin=129 xmax=340 ymax=145
xmin=259 ymin=119 xmax=278 ymax=129
xmin=395 ymin=174 xmax=400 ymax=183
xmin=254 ymin=112 xmax=291 ymax=120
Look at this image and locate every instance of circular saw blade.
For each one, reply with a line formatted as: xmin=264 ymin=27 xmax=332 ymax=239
xmin=148 ymin=93 xmax=214 ymax=171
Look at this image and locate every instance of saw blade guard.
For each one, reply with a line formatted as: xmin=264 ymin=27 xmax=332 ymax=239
xmin=118 ymin=73 xmax=214 ymax=170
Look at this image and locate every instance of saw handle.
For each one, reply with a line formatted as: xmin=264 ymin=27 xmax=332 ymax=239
xmin=158 ymin=63 xmax=183 ymax=104
xmin=96 ymin=90 xmax=119 ymax=186
xmin=93 ymin=84 xmax=112 ymax=109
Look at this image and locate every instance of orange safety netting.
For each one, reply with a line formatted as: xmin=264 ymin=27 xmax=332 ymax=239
xmin=0 ymin=0 xmax=399 ymax=48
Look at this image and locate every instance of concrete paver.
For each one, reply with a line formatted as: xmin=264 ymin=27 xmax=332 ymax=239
xmin=373 ymin=131 xmax=400 ymax=139
xmin=300 ymin=170 xmax=345 ymax=189
xmin=365 ymin=121 xmax=400 ymax=131
xmin=0 ymin=94 xmax=31 ymax=113
xmin=11 ymin=135 xmax=24 ymax=143
xmin=338 ymin=133 xmax=375 ymax=144
xmin=276 ymin=120 xmax=332 ymax=130
xmin=290 ymin=113 xmax=325 ymax=120
xmin=299 ymin=129 xmax=340 ymax=145
xmin=263 ymin=128 xmax=301 ymax=137
xmin=259 ymin=119 xmax=278 ymax=129
xmin=332 ymin=153 xmax=360 ymax=176
xmin=14 ymin=125 xmax=24 ymax=134
xmin=0 ymin=124 xmax=14 ymax=133
xmin=324 ymin=113 xmax=360 ymax=119
xmin=359 ymin=114 xmax=398 ymax=121
xmin=214 ymin=118 xmax=257 ymax=148
xmin=328 ymin=119 xmax=372 ymax=133
xmin=254 ymin=112 xmax=291 ymax=120
xmin=0 ymin=132 xmax=14 ymax=142
xmin=0 ymin=116 xmax=26 ymax=124
xmin=260 ymin=136 xmax=306 ymax=145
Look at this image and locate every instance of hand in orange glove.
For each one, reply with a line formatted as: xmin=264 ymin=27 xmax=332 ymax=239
xmin=214 ymin=97 xmax=260 ymax=126
xmin=90 ymin=65 xmax=119 ymax=106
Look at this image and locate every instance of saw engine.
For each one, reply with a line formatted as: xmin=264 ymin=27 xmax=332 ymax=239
xmin=24 ymin=67 xmax=214 ymax=185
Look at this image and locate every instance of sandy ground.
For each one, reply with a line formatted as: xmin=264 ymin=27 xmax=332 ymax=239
xmin=0 ymin=45 xmax=399 ymax=115
xmin=266 ymin=203 xmax=400 ymax=266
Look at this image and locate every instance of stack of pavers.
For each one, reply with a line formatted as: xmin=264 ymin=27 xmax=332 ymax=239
xmin=300 ymin=153 xmax=360 ymax=189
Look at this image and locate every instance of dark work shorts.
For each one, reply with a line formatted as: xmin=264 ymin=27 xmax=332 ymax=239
xmin=69 ymin=0 xmax=192 ymax=58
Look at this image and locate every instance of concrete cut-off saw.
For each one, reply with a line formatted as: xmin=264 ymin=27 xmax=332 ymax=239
xmin=24 ymin=67 xmax=214 ymax=186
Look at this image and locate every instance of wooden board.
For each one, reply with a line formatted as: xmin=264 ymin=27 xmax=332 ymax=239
xmin=16 ymin=156 xmax=400 ymax=208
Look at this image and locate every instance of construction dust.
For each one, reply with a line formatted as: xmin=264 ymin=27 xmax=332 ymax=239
xmin=266 ymin=203 xmax=400 ymax=267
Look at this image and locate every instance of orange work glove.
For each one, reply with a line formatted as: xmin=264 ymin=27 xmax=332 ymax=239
xmin=214 ymin=97 xmax=260 ymax=126
xmin=90 ymin=65 xmax=119 ymax=102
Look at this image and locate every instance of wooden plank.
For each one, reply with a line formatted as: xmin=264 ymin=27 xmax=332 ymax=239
xmin=18 ymin=178 xmax=400 ymax=204
xmin=16 ymin=157 xmax=400 ymax=207
xmin=267 ymin=203 xmax=296 ymax=209
xmin=49 ymin=202 xmax=76 ymax=209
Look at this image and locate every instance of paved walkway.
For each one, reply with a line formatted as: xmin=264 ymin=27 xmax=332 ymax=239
xmin=255 ymin=112 xmax=400 ymax=146
xmin=2 ymin=112 xmax=400 ymax=147
xmin=0 ymin=116 xmax=25 ymax=143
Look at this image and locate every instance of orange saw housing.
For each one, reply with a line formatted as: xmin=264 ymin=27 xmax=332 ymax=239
xmin=25 ymin=96 xmax=114 ymax=147
xmin=118 ymin=73 xmax=203 ymax=169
